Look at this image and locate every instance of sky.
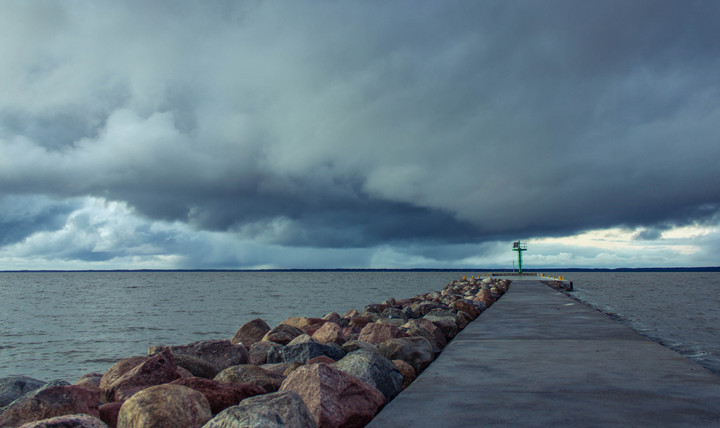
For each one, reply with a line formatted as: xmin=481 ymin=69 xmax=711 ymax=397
xmin=0 ymin=1 xmax=719 ymax=270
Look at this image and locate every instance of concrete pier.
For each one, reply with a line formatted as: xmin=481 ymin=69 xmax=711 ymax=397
xmin=368 ymin=280 xmax=720 ymax=427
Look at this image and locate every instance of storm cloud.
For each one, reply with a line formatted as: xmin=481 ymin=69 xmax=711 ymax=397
xmin=1 ymin=1 xmax=719 ymax=268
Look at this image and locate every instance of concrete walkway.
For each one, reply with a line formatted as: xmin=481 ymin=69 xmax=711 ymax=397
xmin=368 ymin=280 xmax=720 ymax=427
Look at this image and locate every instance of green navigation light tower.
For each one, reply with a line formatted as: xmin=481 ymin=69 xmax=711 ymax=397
xmin=512 ymin=240 xmax=527 ymax=274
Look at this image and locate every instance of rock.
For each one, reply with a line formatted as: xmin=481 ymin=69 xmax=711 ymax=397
xmin=322 ymin=312 xmax=341 ymax=322
xmin=280 ymin=317 xmax=324 ymax=330
xmin=148 ymin=339 xmax=248 ymax=373
xmin=410 ymin=301 xmax=445 ymax=317
xmin=392 ymin=360 xmax=416 ymax=389
xmin=423 ymin=309 xmax=459 ymax=341
xmin=287 ymin=334 xmax=316 ymax=347
xmin=402 ymin=319 xmax=447 ymax=349
xmin=341 ymin=309 xmax=360 ymax=318
xmin=170 ymin=377 xmax=266 ymax=414
xmin=262 ymin=324 xmax=304 ymax=345
xmin=341 ymin=340 xmax=378 ymax=354
xmin=248 ymin=341 xmax=283 ymax=365
xmin=105 ymin=350 xmax=181 ymax=402
xmin=348 ymin=315 xmax=372 ymax=330
xmin=357 ymin=323 xmax=408 ymax=345
xmin=117 ymin=384 xmax=211 ymax=428
xmin=312 ymin=322 xmax=347 ymax=345
xmin=268 ymin=342 xmax=346 ymax=364
xmin=260 ymin=363 xmax=295 ymax=376
xmin=281 ymin=362 xmax=304 ymax=377
xmin=0 ymin=385 xmax=100 ymax=427
xmin=333 ymin=350 xmax=403 ymax=400
xmin=215 ymin=365 xmax=284 ymax=393
xmin=307 ymin=356 xmax=336 ymax=365
xmin=202 ymin=390 xmax=317 ymax=428
xmin=379 ymin=307 xmax=408 ymax=322
xmin=73 ymin=374 xmax=103 ymax=397
xmin=166 ymin=353 xmax=218 ymax=379
xmin=98 ymin=357 xmax=149 ymax=394
xmin=99 ymin=402 xmax=121 ymax=428
xmin=362 ymin=304 xmax=391 ymax=314
xmin=231 ymin=318 xmax=271 ymax=348
xmin=377 ymin=336 xmax=435 ymax=373
xmin=280 ymin=363 xmax=385 ymax=428
xmin=450 ymin=300 xmax=480 ymax=319
xmin=18 ymin=414 xmax=108 ymax=427
xmin=0 ymin=375 xmax=46 ymax=408
xmin=456 ymin=310 xmax=473 ymax=330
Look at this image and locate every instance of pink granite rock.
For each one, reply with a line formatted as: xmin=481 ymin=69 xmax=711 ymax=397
xmin=279 ymin=363 xmax=385 ymax=428
xmin=451 ymin=299 xmax=480 ymax=319
xmin=170 ymin=377 xmax=266 ymax=414
xmin=18 ymin=413 xmax=108 ymax=428
xmin=105 ymin=350 xmax=181 ymax=402
xmin=357 ymin=323 xmax=408 ymax=345
xmin=99 ymin=402 xmax=122 ymax=428
xmin=262 ymin=324 xmax=304 ymax=345
xmin=0 ymin=385 xmax=100 ymax=427
xmin=117 ymin=384 xmax=211 ymax=428
xmin=99 ymin=357 xmax=149 ymax=398
xmin=231 ymin=318 xmax=271 ymax=348
xmin=312 ymin=322 xmax=347 ymax=345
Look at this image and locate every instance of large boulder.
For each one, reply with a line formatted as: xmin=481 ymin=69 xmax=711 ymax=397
xmin=333 ymin=349 xmax=404 ymax=400
xmin=262 ymin=324 xmax=304 ymax=345
xmin=0 ymin=384 xmax=100 ymax=427
xmin=268 ymin=342 xmax=346 ymax=364
xmin=148 ymin=339 xmax=248 ymax=373
xmin=279 ymin=363 xmax=385 ymax=428
xmin=357 ymin=323 xmax=408 ymax=345
xmin=104 ymin=350 xmax=181 ymax=402
xmin=117 ymin=384 xmax=211 ymax=428
xmin=311 ymin=322 xmax=347 ymax=345
xmin=170 ymin=377 xmax=266 ymax=414
xmin=202 ymin=390 xmax=317 ymax=428
xmin=248 ymin=341 xmax=284 ymax=365
xmin=450 ymin=299 xmax=481 ymax=319
xmin=341 ymin=340 xmax=377 ymax=354
xmin=73 ymin=373 xmax=104 ymax=398
xmin=215 ymin=365 xmax=285 ymax=393
xmin=98 ymin=357 xmax=149 ymax=395
xmin=164 ymin=354 xmax=218 ymax=379
xmin=17 ymin=414 xmax=108 ymax=427
xmin=402 ymin=319 xmax=447 ymax=350
xmin=98 ymin=402 xmax=121 ymax=428
xmin=0 ymin=376 xmax=46 ymax=408
xmin=231 ymin=318 xmax=271 ymax=348
xmin=423 ymin=309 xmax=459 ymax=341
xmin=377 ymin=336 xmax=435 ymax=373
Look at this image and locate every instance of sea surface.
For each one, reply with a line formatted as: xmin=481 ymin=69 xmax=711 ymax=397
xmin=1 ymin=271 xmax=718 ymax=381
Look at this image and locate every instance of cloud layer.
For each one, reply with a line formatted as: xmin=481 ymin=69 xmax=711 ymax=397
xmin=1 ymin=1 xmax=719 ymax=268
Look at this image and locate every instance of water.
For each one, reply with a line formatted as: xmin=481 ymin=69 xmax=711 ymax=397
xmin=0 ymin=271 xmax=477 ymax=381
xmin=556 ymin=271 xmax=720 ymax=375
xmin=1 ymin=271 xmax=718 ymax=382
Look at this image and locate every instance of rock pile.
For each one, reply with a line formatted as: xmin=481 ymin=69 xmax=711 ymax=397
xmin=0 ymin=276 xmax=510 ymax=428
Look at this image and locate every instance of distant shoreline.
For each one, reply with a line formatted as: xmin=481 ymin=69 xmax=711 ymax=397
xmin=1 ymin=267 xmax=719 ymax=273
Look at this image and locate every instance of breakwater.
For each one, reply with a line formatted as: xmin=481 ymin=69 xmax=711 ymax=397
xmin=0 ymin=276 xmax=510 ymax=427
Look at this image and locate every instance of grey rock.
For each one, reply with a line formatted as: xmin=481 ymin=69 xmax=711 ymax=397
xmin=202 ymin=390 xmax=317 ymax=428
xmin=377 ymin=336 xmax=435 ymax=373
xmin=333 ymin=349 xmax=404 ymax=400
xmin=0 ymin=376 xmax=46 ymax=408
xmin=267 ymin=342 xmax=346 ymax=364
xmin=148 ymin=339 xmax=248 ymax=373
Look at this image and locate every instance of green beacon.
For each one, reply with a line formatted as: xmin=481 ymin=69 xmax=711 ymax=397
xmin=512 ymin=240 xmax=527 ymax=274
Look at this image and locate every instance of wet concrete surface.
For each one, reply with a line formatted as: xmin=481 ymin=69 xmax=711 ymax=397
xmin=367 ymin=280 xmax=720 ymax=427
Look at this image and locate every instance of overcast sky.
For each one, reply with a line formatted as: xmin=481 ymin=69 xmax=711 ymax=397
xmin=1 ymin=1 xmax=718 ymax=270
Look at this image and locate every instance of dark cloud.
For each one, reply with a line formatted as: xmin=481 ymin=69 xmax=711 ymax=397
xmin=0 ymin=1 xmax=719 ymax=267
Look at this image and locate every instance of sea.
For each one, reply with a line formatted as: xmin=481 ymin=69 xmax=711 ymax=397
xmin=1 ymin=270 xmax=718 ymax=382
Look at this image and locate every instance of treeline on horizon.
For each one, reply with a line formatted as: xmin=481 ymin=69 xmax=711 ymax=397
xmin=2 ymin=267 xmax=719 ymax=273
